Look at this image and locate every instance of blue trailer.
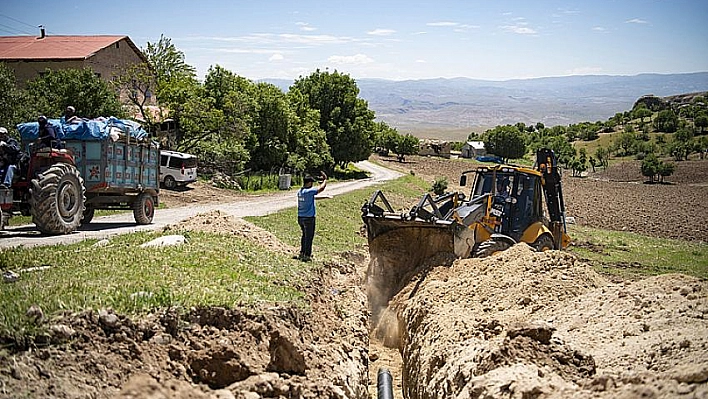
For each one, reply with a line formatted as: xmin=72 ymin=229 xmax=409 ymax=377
xmin=0 ymin=117 xmax=160 ymax=234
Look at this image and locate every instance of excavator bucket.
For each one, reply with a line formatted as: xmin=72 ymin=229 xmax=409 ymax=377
xmin=362 ymin=191 xmax=476 ymax=325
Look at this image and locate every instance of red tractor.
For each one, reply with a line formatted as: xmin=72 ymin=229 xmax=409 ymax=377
xmin=1 ymin=144 xmax=84 ymax=234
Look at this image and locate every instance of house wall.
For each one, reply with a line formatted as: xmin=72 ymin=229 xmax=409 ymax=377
xmin=6 ymin=59 xmax=85 ymax=86
xmin=5 ymin=38 xmax=149 ymax=104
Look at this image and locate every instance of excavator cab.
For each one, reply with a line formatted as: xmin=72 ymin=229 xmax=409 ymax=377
xmin=463 ymin=168 xmax=544 ymax=243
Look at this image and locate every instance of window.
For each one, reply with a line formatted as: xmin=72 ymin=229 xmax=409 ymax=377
xmin=115 ymin=42 xmax=120 ymax=49
xmin=168 ymin=157 xmax=183 ymax=168
xmin=160 ymin=155 xmax=168 ymax=167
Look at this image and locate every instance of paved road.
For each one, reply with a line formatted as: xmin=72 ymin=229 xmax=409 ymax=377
xmin=0 ymin=161 xmax=402 ymax=249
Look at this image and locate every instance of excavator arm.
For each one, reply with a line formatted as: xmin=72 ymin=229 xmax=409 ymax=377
xmin=535 ymin=148 xmax=569 ymax=249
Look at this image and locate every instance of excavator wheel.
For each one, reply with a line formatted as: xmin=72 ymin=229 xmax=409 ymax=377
xmin=473 ymin=238 xmax=512 ymax=258
xmin=532 ymin=234 xmax=555 ymax=252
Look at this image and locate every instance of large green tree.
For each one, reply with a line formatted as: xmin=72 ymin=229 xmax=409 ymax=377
xmin=143 ymin=34 xmax=197 ymax=104
xmin=24 ymin=68 xmax=124 ymax=119
xmin=291 ymin=70 xmax=376 ymax=167
xmin=0 ymin=63 xmax=28 ymax=129
xmin=482 ymin=125 xmax=527 ymax=162
xmin=654 ymin=109 xmax=679 ymax=133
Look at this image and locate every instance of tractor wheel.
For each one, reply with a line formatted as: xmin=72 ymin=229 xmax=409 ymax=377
xmin=532 ymin=234 xmax=555 ymax=252
xmin=473 ymin=238 xmax=512 ymax=258
xmin=163 ymin=175 xmax=176 ymax=190
xmin=1 ymin=211 xmax=9 ymax=230
xmin=81 ymin=206 xmax=95 ymax=225
xmin=133 ymin=193 xmax=155 ymax=225
xmin=30 ymin=164 xmax=85 ymax=235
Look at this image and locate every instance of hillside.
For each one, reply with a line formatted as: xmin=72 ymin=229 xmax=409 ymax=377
xmin=267 ymin=73 xmax=708 ymax=140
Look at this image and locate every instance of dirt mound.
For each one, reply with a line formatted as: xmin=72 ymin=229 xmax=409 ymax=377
xmin=0 ymin=258 xmax=371 ymax=399
xmin=165 ymin=210 xmax=297 ymax=254
xmin=388 ymin=244 xmax=708 ymax=398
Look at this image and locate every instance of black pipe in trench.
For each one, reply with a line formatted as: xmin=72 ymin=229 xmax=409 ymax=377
xmin=377 ymin=367 xmax=394 ymax=399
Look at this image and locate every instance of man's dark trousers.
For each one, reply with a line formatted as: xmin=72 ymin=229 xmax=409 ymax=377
xmin=298 ymin=216 xmax=316 ymax=258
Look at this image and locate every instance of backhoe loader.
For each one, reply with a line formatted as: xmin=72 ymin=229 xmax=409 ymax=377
xmin=362 ymin=148 xmax=570 ymax=318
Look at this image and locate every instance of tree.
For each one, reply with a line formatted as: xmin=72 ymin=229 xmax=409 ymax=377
xmin=654 ymin=109 xmax=679 ymax=133
xmin=291 ymin=69 xmax=376 ymax=167
xmin=641 ymin=154 xmax=660 ymax=183
xmin=286 ymin=88 xmax=332 ymax=172
xmin=0 ymin=63 xmax=29 ymax=128
xmin=482 ymin=125 xmax=527 ymax=162
xmin=24 ymin=68 xmax=124 ymax=119
xmin=615 ymin=131 xmax=636 ymax=156
xmin=112 ymin=62 xmax=159 ymax=124
xmin=143 ymin=35 xmax=196 ymax=103
xmin=595 ymin=146 xmax=609 ymax=169
xmin=695 ymin=113 xmax=708 ymax=135
xmin=634 ymin=106 xmax=653 ymax=125
xmin=395 ymin=134 xmax=419 ymax=161
xmin=657 ymin=161 xmax=675 ymax=183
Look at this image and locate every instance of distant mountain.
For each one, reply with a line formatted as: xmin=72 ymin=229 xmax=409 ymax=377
xmin=264 ymin=73 xmax=708 ymax=138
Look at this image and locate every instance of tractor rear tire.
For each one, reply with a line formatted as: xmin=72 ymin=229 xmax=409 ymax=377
xmin=473 ymin=238 xmax=512 ymax=258
xmin=133 ymin=193 xmax=155 ymax=225
xmin=81 ymin=206 xmax=95 ymax=225
xmin=30 ymin=164 xmax=85 ymax=235
xmin=532 ymin=234 xmax=555 ymax=252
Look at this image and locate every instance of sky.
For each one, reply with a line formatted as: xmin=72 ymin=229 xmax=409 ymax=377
xmin=1 ymin=0 xmax=707 ymax=82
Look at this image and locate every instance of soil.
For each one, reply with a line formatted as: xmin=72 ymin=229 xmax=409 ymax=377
xmin=2 ymin=156 xmax=707 ymax=398
xmin=158 ymin=181 xmax=248 ymax=209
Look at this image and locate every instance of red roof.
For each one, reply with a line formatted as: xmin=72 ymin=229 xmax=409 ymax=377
xmin=0 ymin=35 xmax=135 ymax=60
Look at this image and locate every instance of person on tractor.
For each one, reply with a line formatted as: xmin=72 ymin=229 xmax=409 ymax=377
xmin=0 ymin=127 xmax=20 ymax=188
xmin=37 ymin=115 xmax=58 ymax=149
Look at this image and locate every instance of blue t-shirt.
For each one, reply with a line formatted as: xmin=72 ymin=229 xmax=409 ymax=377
xmin=297 ymin=187 xmax=319 ymax=217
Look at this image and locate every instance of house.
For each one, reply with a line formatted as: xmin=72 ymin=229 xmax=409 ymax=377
xmin=0 ymin=32 xmax=148 ymax=87
xmin=461 ymin=141 xmax=486 ymax=158
xmin=419 ymin=139 xmax=451 ymax=159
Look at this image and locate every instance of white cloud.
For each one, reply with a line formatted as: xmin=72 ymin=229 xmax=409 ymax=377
xmin=427 ymin=21 xmax=459 ymax=27
xmin=592 ymin=26 xmax=606 ymax=32
xmin=327 ymin=54 xmax=374 ymax=65
xmin=415 ymin=59 xmax=426 ymax=63
xmin=501 ymin=25 xmax=537 ymax=35
xmin=296 ymin=22 xmax=316 ymax=32
xmin=368 ymin=28 xmax=396 ymax=36
xmin=626 ymin=18 xmax=648 ymax=24
xmin=269 ymin=53 xmax=284 ymax=61
xmin=412 ymin=31 xmax=427 ymax=35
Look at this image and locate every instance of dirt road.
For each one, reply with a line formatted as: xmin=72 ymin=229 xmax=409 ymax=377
xmin=0 ymin=161 xmax=402 ymax=249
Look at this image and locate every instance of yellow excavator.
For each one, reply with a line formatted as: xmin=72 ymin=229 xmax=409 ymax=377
xmin=362 ymin=148 xmax=570 ymax=316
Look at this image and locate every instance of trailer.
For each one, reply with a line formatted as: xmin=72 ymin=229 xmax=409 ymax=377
xmin=0 ymin=117 xmax=159 ymax=234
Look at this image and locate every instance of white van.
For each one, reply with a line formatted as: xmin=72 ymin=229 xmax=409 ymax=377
xmin=159 ymin=150 xmax=197 ymax=189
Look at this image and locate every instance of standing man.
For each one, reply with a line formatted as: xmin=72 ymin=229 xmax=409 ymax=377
xmin=297 ymin=171 xmax=327 ymax=262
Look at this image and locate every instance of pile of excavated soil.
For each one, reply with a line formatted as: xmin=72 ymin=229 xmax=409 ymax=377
xmin=389 ymin=244 xmax=708 ymax=398
xmin=165 ymin=210 xmax=297 ymax=255
xmin=0 ymin=252 xmax=370 ymax=399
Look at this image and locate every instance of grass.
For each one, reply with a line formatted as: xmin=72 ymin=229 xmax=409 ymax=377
xmin=0 ymin=230 xmax=307 ymax=343
xmin=568 ymin=224 xmax=708 ymax=279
